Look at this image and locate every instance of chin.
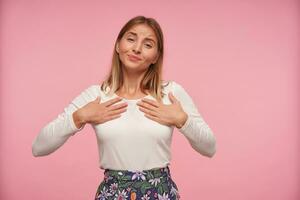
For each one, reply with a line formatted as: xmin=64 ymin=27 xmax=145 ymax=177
xmin=124 ymin=64 xmax=148 ymax=72
xmin=123 ymin=61 xmax=142 ymax=68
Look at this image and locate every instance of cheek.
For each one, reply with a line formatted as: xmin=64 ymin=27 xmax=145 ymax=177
xmin=118 ymin=40 xmax=131 ymax=52
xmin=145 ymin=51 xmax=158 ymax=61
xmin=119 ymin=43 xmax=128 ymax=52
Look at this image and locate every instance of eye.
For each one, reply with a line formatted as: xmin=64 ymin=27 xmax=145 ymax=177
xmin=145 ymin=44 xmax=153 ymax=48
xmin=127 ymin=38 xmax=134 ymax=42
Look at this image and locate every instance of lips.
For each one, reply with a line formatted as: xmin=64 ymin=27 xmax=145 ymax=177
xmin=128 ymin=54 xmax=142 ymax=61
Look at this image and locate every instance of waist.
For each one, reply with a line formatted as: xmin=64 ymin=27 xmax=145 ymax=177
xmin=103 ymin=165 xmax=171 ymax=181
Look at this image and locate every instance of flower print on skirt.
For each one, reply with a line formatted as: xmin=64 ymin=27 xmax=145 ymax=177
xmin=94 ymin=165 xmax=180 ymax=200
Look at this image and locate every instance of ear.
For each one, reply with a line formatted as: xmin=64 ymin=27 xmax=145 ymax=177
xmin=116 ymin=43 xmax=119 ymax=53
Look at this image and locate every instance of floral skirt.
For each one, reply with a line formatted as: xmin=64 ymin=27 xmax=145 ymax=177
xmin=94 ymin=165 xmax=180 ymax=200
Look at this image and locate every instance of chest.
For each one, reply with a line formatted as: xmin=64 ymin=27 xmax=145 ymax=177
xmin=93 ymin=97 xmax=174 ymax=144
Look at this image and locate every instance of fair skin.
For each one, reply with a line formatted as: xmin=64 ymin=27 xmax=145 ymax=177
xmin=73 ymin=23 xmax=187 ymax=129
xmin=115 ymin=23 xmax=159 ymax=98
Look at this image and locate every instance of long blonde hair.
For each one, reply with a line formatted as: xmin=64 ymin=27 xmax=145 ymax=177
xmin=100 ymin=15 xmax=169 ymax=102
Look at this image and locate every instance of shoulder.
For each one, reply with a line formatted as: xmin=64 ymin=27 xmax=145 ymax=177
xmin=161 ymin=80 xmax=185 ymax=92
xmin=160 ymin=80 xmax=189 ymax=100
xmin=81 ymin=84 xmax=102 ymax=96
xmin=72 ymin=84 xmax=102 ymax=103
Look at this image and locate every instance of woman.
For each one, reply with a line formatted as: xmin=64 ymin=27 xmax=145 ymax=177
xmin=32 ymin=15 xmax=216 ymax=200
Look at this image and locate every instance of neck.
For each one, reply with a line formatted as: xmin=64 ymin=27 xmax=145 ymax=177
xmin=119 ymin=68 xmax=148 ymax=95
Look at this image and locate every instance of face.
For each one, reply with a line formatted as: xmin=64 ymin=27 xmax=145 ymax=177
xmin=116 ymin=24 xmax=159 ymax=71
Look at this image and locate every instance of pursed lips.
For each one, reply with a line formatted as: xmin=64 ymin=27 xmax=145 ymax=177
xmin=128 ymin=54 xmax=142 ymax=61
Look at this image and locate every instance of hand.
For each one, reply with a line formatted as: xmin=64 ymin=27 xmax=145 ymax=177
xmin=137 ymin=92 xmax=188 ymax=128
xmin=77 ymin=96 xmax=128 ymax=126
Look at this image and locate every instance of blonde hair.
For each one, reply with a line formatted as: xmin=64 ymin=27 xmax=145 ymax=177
xmin=100 ymin=15 xmax=169 ymax=103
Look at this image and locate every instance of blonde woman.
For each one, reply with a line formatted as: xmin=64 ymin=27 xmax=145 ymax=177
xmin=32 ymin=15 xmax=216 ymax=200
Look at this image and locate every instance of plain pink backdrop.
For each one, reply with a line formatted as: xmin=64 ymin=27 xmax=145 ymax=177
xmin=1 ymin=0 xmax=299 ymax=199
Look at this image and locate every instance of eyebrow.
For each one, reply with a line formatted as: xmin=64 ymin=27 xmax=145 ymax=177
xmin=126 ymin=31 xmax=156 ymax=44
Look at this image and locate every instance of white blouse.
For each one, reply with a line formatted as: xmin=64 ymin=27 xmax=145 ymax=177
xmin=32 ymin=80 xmax=216 ymax=171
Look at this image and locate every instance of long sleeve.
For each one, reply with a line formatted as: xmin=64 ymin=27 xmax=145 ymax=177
xmin=172 ymin=81 xmax=216 ymax=158
xmin=32 ymin=85 xmax=98 ymax=157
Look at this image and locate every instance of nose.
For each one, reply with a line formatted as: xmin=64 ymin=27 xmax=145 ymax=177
xmin=132 ymin=41 xmax=142 ymax=54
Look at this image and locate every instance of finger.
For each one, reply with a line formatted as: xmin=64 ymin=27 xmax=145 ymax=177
xmin=104 ymin=97 xmax=123 ymax=107
xmin=168 ymin=92 xmax=178 ymax=104
xmin=137 ymin=102 xmax=157 ymax=112
xmin=138 ymin=106 xmax=157 ymax=117
xmin=144 ymin=113 xmax=160 ymax=123
xmin=94 ymin=96 xmax=101 ymax=103
xmin=140 ymin=98 xmax=159 ymax=108
xmin=171 ymin=92 xmax=178 ymax=101
xmin=108 ymin=102 xmax=128 ymax=111
xmin=108 ymin=107 xmax=127 ymax=115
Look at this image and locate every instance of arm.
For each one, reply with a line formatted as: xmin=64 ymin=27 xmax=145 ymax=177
xmin=172 ymin=81 xmax=217 ymax=158
xmin=32 ymin=85 xmax=98 ymax=157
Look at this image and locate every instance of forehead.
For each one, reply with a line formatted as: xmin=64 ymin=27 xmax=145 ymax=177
xmin=125 ymin=24 xmax=157 ymax=41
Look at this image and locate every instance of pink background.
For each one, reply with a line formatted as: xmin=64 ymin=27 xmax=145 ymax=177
xmin=1 ymin=0 xmax=299 ymax=199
